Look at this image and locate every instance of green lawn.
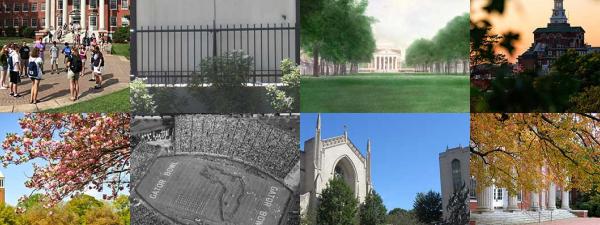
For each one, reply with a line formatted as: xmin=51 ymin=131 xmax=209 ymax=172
xmin=301 ymin=73 xmax=469 ymax=112
xmin=0 ymin=37 xmax=35 ymax=47
xmin=111 ymin=43 xmax=130 ymax=59
xmin=43 ymin=88 xmax=130 ymax=113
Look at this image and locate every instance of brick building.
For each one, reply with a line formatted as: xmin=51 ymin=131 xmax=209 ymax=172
xmin=0 ymin=0 xmax=131 ymax=37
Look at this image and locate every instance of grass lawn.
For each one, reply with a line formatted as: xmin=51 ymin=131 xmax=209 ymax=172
xmin=43 ymin=88 xmax=130 ymax=113
xmin=0 ymin=37 xmax=35 ymax=47
xmin=111 ymin=43 xmax=130 ymax=59
xmin=301 ymin=73 xmax=469 ymax=112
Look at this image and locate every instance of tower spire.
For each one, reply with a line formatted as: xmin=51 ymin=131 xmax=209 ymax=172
xmin=314 ymin=114 xmax=322 ymax=169
xmin=550 ymin=0 xmax=568 ymax=24
xmin=366 ymin=139 xmax=372 ymax=193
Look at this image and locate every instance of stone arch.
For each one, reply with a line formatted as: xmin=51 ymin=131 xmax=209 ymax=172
xmin=331 ymin=155 xmax=358 ymax=196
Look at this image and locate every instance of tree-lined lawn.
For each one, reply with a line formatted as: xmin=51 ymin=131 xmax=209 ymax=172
xmin=301 ymin=73 xmax=469 ymax=112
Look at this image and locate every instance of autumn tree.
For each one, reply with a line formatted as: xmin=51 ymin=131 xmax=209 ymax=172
xmin=470 ymin=113 xmax=600 ymax=196
xmin=0 ymin=113 xmax=130 ymax=207
xmin=84 ymin=205 xmax=121 ymax=225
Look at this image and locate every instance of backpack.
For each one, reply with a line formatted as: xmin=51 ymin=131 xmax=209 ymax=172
xmin=28 ymin=61 xmax=39 ymax=78
xmin=70 ymin=56 xmax=82 ymax=73
xmin=93 ymin=53 xmax=104 ymax=67
xmin=7 ymin=54 xmax=14 ymax=71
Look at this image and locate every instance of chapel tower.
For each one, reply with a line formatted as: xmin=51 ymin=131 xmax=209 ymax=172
xmin=0 ymin=171 xmax=5 ymax=205
xmin=550 ymin=0 xmax=568 ymax=24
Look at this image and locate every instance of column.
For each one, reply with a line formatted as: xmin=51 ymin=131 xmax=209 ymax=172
xmin=506 ymin=192 xmax=519 ymax=212
xmin=540 ymin=191 xmax=546 ymax=210
xmin=561 ymin=189 xmax=570 ymax=210
xmin=530 ymin=192 xmax=539 ymax=211
xmin=45 ymin=0 xmax=51 ymax=30
xmin=548 ymin=183 xmax=557 ymax=210
xmin=62 ymin=0 xmax=68 ymax=27
xmin=50 ymin=0 xmax=56 ymax=29
xmin=80 ymin=0 xmax=86 ymax=30
xmin=476 ymin=186 xmax=494 ymax=212
xmin=99 ymin=0 xmax=105 ymax=31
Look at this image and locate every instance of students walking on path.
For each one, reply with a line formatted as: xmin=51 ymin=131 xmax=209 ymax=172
xmin=62 ymin=43 xmax=73 ymax=73
xmin=67 ymin=46 xmax=83 ymax=101
xmin=92 ymin=46 xmax=104 ymax=89
xmin=28 ymin=48 xmax=43 ymax=104
xmin=0 ymin=46 xmax=8 ymax=90
xmin=19 ymin=43 xmax=30 ymax=77
xmin=8 ymin=44 xmax=21 ymax=97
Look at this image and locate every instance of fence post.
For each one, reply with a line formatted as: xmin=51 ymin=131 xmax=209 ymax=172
xmin=213 ymin=20 xmax=217 ymax=57
xmin=295 ymin=0 xmax=300 ymax=65
xmin=130 ymin=0 xmax=137 ymax=79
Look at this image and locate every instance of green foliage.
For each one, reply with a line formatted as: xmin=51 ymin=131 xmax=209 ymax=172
xmin=413 ymin=190 xmax=442 ymax=224
xmin=112 ymin=27 xmax=130 ymax=43
xmin=130 ymin=79 xmax=156 ymax=115
xmin=266 ymin=58 xmax=300 ymax=112
xmin=192 ymin=50 xmax=253 ymax=88
xmin=570 ymin=86 xmax=600 ymax=112
xmin=385 ymin=208 xmax=424 ymax=225
xmin=317 ymin=177 xmax=359 ymax=225
xmin=66 ymin=194 xmax=103 ymax=224
xmin=20 ymin=27 xmax=35 ymax=38
xmin=359 ymin=190 xmax=387 ymax=225
xmin=83 ymin=205 xmax=121 ymax=225
xmin=0 ymin=204 xmax=19 ymax=225
xmin=444 ymin=183 xmax=470 ymax=225
xmin=16 ymin=193 xmax=44 ymax=211
xmin=5 ymin=27 xmax=17 ymax=37
xmin=113 ymin=195 xmax=130 ymax=225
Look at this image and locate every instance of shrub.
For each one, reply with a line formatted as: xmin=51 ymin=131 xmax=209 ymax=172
xmin=22 ymin=27 xmax=36 ymax=38
xmin=5 ymin=27 xmax=17 ymax=37
xmin=192 ymin=50 xmax=253 ymax=88
xmin=112 ymin=27 xmax=130 ymax=43
xmin=266 ymin=58 xmax=300 ymax=112
xmin=130 ymin=79 xmax=156 ymax=115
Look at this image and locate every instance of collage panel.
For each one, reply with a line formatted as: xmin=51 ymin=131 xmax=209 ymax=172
xmin=299 ymin=0 xmax=470 ymax=113
xmin=129 ymin=0 xmax=300 ymax=114
xmin=469 ymin=113 xmax=600 ymax=224
xmin=0 ymin=113 xmax=131 ymax=223
xmin=0 ymin=0 xmax=131 ymax=113
xmin=471 ymin=0 xmax=600 ymax=112
xmin=130 ymin=114 xmax=300 ymax=225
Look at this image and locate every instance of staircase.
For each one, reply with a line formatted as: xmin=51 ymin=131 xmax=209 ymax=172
xmin=471 ymin=209 xmax=577 ymax=225
xmin=61 ymin=32 xmax=75 ymax=44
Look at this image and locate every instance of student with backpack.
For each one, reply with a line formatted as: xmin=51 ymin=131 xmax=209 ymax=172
xmin=8 ymin=44 xmax=21 ymax=97
xmin=67 ymin=46 xmax=83 ymax=101
xmin=92 ymin=46 xmax=104 ymax=89
xmin=34 ymin=38 xmax=45 ymax=73
xmin=79 ymin=45 xmax=88 ymax=76
xmin=28 ymin=48 xmax=43 ymax=104
xmin=19 ymin=42 xmax=30 ymax=77
xmin=50 ymin=42 xmax=60 ymax=74
xmin=62 ymin=43 xmax=72 ymax=73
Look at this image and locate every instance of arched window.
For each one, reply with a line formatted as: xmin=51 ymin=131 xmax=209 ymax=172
xmin=452 ymin=159 xmax=462 ymax=191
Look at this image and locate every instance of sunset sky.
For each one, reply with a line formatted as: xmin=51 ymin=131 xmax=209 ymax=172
xmin=471 ymin=0 xmax=600 ymax=62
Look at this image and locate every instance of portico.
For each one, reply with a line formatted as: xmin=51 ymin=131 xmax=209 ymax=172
xmin=43 ymin=0 xmax=107 ymax=33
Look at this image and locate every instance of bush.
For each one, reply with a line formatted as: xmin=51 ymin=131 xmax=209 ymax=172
xmin=5 ymin=27 xmax=17 ymax=37
xmin=22 ymin=27 xmax=36 ymax=38
xmin=192 ymin=50 xmax=253 ymax=88
xmin=266 ymin=58 xmax=300 ymax=112
xmin=130 ymin=79 xmax=156 ymax=115
xmin=112 ymin=27 xmax=130 ymax=43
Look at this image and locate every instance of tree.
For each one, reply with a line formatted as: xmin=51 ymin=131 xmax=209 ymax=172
xmin=84 ymin=205 xmax=121 ymax=225
xmin=444 ymin=183 xmax=470 ymax=225
xmin=0 ymin=204 xmax=20 ymax=225
xmin=470 ymin=114 xmax=600 ymax=195
xmin=112 ymin=27 xmax=130 ymax=43
xmin=359 ymin=190 xmax=386 ymax=225
xmin=570 ymin=86 xmax=600 ymax=112
xmin=386 ymin=208 xmax=424 ymax=225
xmin=113 ymin=195 xmax=130 ymax=225
xmin=1 ymin=113 xmax=130 ymax=207
xmin=412 ymin=190 xmax=442 ymax=224
xmin=66 ymin=194 xmax=103 ymax=224
xmin=317 ymin=177 xmax=359 ymax=225
xmin=20 ymin=204 xmax=78 ymax=225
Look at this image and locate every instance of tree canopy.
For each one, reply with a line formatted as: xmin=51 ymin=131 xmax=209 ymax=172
xmin=412 ymin=190 xmax=442 ymax=224
xmin=317 ymin=177 xmax=359 ymax=225
xmin=471 ymin=113 xmax=600 ymax=195
xmin=359 ymin=190 xmax=387 ymax=225
xmin=405 ymin=13 xmax=469 ymax=73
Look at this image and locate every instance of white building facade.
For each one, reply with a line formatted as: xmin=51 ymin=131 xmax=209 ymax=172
xmin=360 ymin=48 xmax=402 ymax=73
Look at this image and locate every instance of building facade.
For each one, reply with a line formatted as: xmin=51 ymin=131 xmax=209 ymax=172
xmin=360 ymin=47 xmax=402 ymax=73
xmin=0 ymin=0 xmax=130 ymax=37
xmin=439 ymin=146 xmax=471 ymax=219
xmin=299 ymin=114 xmax=372 ymax=215
xmin=0 ymin=171 xmax=4 ymax=206
xmin=517 ymin=0 xmax=597 ymax=74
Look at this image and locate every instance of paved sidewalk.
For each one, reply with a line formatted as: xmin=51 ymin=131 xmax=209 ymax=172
xmin=534 ymin=217 xmax=600 ymax=224
xmin=0 ymin=47 xmax=130 ymax=112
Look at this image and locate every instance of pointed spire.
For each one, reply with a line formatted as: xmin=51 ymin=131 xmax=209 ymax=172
xmin=367 ymin=139 xmax=371 ymax=154
xmin=343 ymin=125 xmax=348 ymax=142
xmin=316 ymin=113 xmax=321 ymax=131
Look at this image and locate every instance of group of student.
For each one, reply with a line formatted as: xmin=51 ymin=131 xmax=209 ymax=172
xmin=0 ymin=38 xmax=105 ymax=103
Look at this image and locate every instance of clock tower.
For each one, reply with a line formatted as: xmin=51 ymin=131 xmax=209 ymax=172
xmin=0 ymin=171 xmax=4 ymax=205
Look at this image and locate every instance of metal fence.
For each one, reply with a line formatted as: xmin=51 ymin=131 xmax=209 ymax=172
xmin=132 ymin=23 xmax=299 ymax=85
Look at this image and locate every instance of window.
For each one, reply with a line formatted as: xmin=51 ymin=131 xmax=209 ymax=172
xmin=121 ymin=16 xmax=129 ymax=27
xmin=0 ymin=179 xmax=3 ymax=188
xmin=41 ymin=2 xmax=46 ymax=11
xmin=451 ymin=159 xmax=462 ymax=192
xmin=90 ymin=0 xmax=98 ymax=9
xmin=517 ymin=191 xmax=522 ymax=202
xmin=31 ymin=3 xmax=37 ymax=12
xmin=469 ymin=178 xmax=477 ymax=199
xmin=121 ymin=0 xmax=128 ymax=9
xmin=15 ymin=3 xmax=21 ymax=12
xmin=494 ymin=188 xmax=503 ymax=201
xmin=32 ymin=18 xmax=37 ymax=27
xmin=58 ymin=0 xmax=63 ymax=10
xmin=41 ymin=17 xmax=45 ymax=27
xmin=14 ymin=18 xmax=19 ymax=27
xmin=74 ymin=0 xmax=81 ymax=10
xmin=22 ymin=3 xmax=28 ymax=12
xmin=110 ymin=0 xmax=117 ymax=10
xmin=110 ymin=16 xmax=117 ymax=27
xmin=7 ymin=19 xmax=12 ymax=27
xmin=58 ymin=17 xmax=63 ymax=26
xmin=90 ymin=16 xmax=97 ymax=27
xmin=22 ymin=19 xmax=28 ymax=27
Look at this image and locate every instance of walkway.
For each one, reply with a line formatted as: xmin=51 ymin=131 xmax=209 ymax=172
xmin=0 ymin=45 xmax=129 ymax=112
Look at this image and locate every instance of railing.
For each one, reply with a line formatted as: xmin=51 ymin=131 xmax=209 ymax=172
xmin=132 ymin=23 xmax=299 ymax=85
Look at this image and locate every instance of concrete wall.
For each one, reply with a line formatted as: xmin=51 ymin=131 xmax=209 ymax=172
xmin=439 ymin=147 xmax=470 ymax=218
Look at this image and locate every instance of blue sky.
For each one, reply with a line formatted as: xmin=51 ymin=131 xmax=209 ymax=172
xmin=300 ymin=113 xmax=470 ymax=211
xmin=0 ymin=113 xmax=126 ymax=206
